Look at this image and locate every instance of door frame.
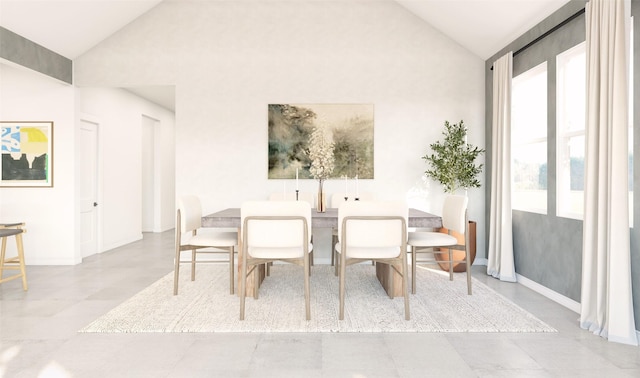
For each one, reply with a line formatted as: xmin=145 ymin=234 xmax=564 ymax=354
xmin=78 ymin=113 xmax=102 ymax=258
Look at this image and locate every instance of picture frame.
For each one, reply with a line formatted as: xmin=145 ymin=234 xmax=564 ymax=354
xmin=1 ymin=121 xmax=54 ymax=187
xmin=268 ymin=103 xmax=374 ymax=180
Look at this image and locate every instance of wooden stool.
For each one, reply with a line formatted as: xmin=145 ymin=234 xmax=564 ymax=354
xmin=0 ymin=223 xmax=27 ymax=290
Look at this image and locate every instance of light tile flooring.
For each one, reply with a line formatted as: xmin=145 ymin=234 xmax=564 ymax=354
xmin=1 ymin=231 xmax=640 ymax=378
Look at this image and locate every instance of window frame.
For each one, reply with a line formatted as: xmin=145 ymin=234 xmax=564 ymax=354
xmin=511 ymin=61 xmax=549 ymax=214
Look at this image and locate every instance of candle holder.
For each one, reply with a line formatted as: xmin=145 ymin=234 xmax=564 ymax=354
xmin=295 ymin=190 xmax=299 ymax=201
xmin=344 ymin=196 xmax=348 ymax=202
xmin=355 ymin=197 xmax=360 ymax=201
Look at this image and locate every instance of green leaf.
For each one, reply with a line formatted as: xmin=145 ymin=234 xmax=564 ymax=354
xmin=422 ymin=120 xmax=485 ymax=193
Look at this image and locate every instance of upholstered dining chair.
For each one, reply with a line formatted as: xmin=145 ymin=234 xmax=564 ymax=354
xmin=269 ymin=191 xmax=315 ymax=266
xmin=0 ymin=223 xmax=28 ymax=290
xmin=330 ymin=192 xmax=375 ymax=271
xmin=174 ymin=195 xmax=237 ymax=295
xmin=407 ymin=194 xmax=472 ymax=295
xmin=240 ymin=200 xmax=312 ymax=320
xmin=335 ymin=201 xmax=409 ymax=320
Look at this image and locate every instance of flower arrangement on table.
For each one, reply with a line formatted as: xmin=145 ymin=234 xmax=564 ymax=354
xmin=308 ymin=126 xmax=335 ymax=211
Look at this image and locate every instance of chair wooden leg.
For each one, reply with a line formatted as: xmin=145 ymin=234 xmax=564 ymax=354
xmin=240 ymin=256 xmax=247 ymax=320
xmin=331 ymin=234 xmax=336 ymax=266
xmin=402 ymin=252 xmax=410 ymax=320
xmin=15 ymin=232 xmax=27 ymax=291
xmin=339 ymin=251 xmax=346 ymax=320
xmin=0 ymin=237 xmax=7 ymax=282
xmin=173 ymin=243 xmax=181 ymax=295
xmin=304 ymin=254 xmax=311 ymax=320
xmin=191 ymin=249 xmax=196 ymax=281
xmin=253 ymin=266 xmax=259 ymax=299
xmin=229 ymin=246 xmax=235 ymax=295
xmin=411 ymin=246 xmax=417 ymax=294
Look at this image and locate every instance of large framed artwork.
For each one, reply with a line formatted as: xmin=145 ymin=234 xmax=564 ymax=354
xmin=268 ymin=104 xmax=374 ymax=179
xmin=1 ymin=121 xmax=53 ymax=187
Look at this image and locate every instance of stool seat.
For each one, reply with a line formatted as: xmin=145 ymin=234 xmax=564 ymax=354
xmin=0 ymin=228 xmax=22 ymax=237
xmin=0 ymin=223 xmax=28 ymax=290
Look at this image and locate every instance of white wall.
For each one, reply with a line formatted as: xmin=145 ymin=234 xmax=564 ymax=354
xmin=74 ymin=0 xmax=486 ymax=261
xmin=0 ymin=62 xmax=175 ymax=265
xmin=0 ymin=63 xmax=77 ymax=264
xmin=77 ymin=87 xmax=176 ymax=251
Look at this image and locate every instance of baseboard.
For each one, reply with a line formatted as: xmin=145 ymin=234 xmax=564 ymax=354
xmin=101 ymin=234 xmax=143 ymax=253
xmin=470 ymin=259 xmax=581 ymax=314
xmin=516 ymin=273 xmax=581 ymax=314
xmin=474 ymin=257 xmax=488 ymax=266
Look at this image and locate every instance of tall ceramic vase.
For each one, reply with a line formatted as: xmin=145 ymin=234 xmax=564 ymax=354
xmin=317 ymin=180 xmax=326 ymax=213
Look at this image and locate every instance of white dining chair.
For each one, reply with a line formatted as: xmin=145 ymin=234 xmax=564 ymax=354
xmin=269 ymin=191 xmax=316 ymax=266
xmin=330 ymin=192 xmax=375 ymax=271
xmin=240 ymin=200 xmax=313 ymax=320
xmin=174 ymin=195 xmax=238 ymax=295
xmin=335 ymin=200 xmax=409 ymax=320
xmin=407 ymin=194 xmax=472 ymax=295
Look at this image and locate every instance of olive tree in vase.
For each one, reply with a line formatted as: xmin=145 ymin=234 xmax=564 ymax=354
xmin=422 ymin=120 xmax=484 ymax=272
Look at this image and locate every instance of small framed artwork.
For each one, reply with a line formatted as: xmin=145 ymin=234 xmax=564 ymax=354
xmin=1 ymin=121 xmax=53 ymax=187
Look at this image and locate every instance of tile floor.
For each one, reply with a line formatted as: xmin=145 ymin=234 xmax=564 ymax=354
xmin=1 ymin=231 xmax=639 ymax=377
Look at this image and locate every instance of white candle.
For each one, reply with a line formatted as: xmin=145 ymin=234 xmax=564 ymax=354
xmin=355 ymin=175 xmax=359 ymax=197
xmin=296 ymin=168 xmax=299 ymax=190
xmin=283 ymin=181 xmax=286 ymax=197
xmin=344 ymin=176 xmax=348 ymax=196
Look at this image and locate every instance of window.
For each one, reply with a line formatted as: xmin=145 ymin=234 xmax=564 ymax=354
xmin=556 ymin=42 xmax=586 ymax=219
xmin=556 ymin=19 xmax=633 ymax=223
xmin=512 ymin=62 xmax=548 ymax=213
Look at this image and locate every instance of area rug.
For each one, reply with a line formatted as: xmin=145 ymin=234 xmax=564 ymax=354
xmin=80 ymin=265 xmax=556 ymax=333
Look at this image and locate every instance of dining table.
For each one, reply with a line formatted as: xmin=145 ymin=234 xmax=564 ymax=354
xmin=202 ymin=207 xmax=442 ymax=298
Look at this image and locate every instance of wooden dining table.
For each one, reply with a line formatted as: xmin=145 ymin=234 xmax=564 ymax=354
xmin=202 ymin=207 xmax=442 ymax=297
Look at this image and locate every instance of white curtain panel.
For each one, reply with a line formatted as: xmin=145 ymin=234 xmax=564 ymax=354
xmin=581 ymin=0 xmax=638 ymax=345
xmin=487 ymin=52 xmax=516 ymax=283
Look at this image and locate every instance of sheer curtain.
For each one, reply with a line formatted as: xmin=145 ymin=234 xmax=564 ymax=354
xmin=487 ymin=52 xmax=516 ymax=283
xmin=581 ymin=0 xmax=638 ymax=345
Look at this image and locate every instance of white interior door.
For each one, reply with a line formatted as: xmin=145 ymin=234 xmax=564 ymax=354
xmin=80 ymin=119 xmax=99 ymax=258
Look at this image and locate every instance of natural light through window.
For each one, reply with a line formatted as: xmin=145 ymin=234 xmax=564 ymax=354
xmin=556 ymin=42 xmax=585 ymax=219
xmin=512 ymin=62 xmax=548 ymax=213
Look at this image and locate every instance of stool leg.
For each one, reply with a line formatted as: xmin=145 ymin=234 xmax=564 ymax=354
xmin=0 ymin=236 xmax=7 ymax=280
xmin=15 ymin=232 xmax=27 ymax=290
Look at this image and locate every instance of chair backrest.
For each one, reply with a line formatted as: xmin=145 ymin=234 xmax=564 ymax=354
xmin=178 ymin=195 xmax=203 ymax=233
xmin=241 ymin=200 xmax=312 ymax=249
xmin=269 ymin=192 xmax=315 ymax=207
xmin=441 ymin=195 xmax=468 ymax=234
xmin=330 ymin=192 xmax=375 ymax=208
xmin=338 ymin=201 xmax=407 ymax=248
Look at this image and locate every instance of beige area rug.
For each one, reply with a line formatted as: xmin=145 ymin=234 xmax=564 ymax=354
xmin=80 ymin=265 xmax=557 ymax=333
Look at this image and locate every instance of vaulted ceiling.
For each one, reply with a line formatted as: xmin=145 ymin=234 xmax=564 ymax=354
xmin=0 ymin=0 xmax=571 ymax=111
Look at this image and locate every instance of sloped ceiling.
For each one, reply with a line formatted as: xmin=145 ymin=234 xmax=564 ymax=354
xmin=0 ymin=0 xmax=572 ymax=111
xmin=395 ymin=0 xmax=571 ymax=60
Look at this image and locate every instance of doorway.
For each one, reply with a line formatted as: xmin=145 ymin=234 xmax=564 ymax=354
xmin=80 ymin=118 xmax=99 ymax=258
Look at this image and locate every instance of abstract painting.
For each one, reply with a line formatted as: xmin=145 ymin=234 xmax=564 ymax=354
xmin=268 ymin=104 xmax=374 ymax=179
xmin=1 ymin=121 xmax=53 ymax=187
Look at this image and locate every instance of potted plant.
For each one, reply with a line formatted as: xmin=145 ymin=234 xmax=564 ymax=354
xmin=422 ymin=120 xmax=484 ymax=272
